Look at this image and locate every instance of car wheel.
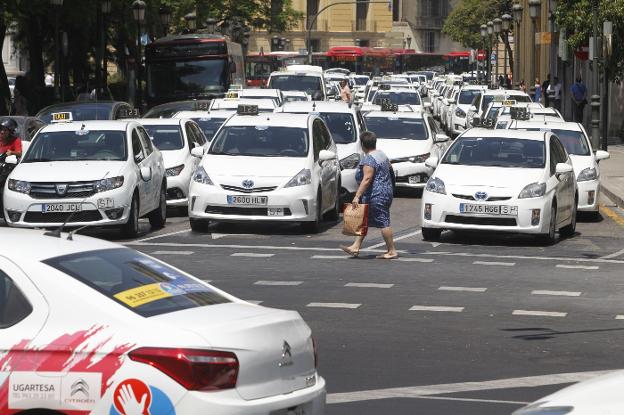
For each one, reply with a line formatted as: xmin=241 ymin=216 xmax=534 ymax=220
xmin=302 ymin=191 xmax=322 ymax=234
xmin=148 ymin=183 xmax=167 ymax=229
xmin=121 ymin=193 xmax=139 ymax=238
xmin=422 ymin=227 xmax=442 ymax=241
xmin=190 ymin=217 xmax=210 ymax=233
xmin=538 ymin=204 xmax=557 ymax=245
xmin=325 ymin=180 xmax=341 ymax=221
xmin=560 ymin=197 xmax=577 ymax=238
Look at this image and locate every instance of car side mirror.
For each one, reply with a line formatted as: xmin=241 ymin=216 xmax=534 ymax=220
xmin=4 ymin=155 xmax=18 ymax=165
xmin=435 ymin=133 xmax=450 ymax=143
xmin=319 ymin=149 xmax=335 ymax=162
xmin=191 ymin=146 xmax=204 ymax=158
xmin=424 ymin=157 xmax=439 ymax=169
xmin=555 ymin=162 xmax=573 ymax=178
xmin=140 ymin=166 xmax=152 ymax=182
xmin=595 ymin=150 xmax=610 ymax=161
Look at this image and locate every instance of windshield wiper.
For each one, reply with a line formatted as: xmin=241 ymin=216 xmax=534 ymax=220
xmin=23 ymin=158 xmax=53 ymax=163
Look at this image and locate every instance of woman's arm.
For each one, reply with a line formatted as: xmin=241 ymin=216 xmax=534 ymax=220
xmin=352 ymin=165 xmax=375 ymax=207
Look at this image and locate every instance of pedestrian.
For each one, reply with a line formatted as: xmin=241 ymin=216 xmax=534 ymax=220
xmin=542 ymin=74 xmax=551 ymax=107
xmin=498 ymin=75 xmax=505 ymax=89
xmin=506 ymin=74 xmax=512 ymax=89
xmin=44 ymin=73 xmax=54 ymax=87
xmin=548 ymin=76 xmax=562 ymax=111
xmin=339 ymin=79 xmax=352 ymax=103
xmin=519 ymin=79 xmax=527 ymax=93
xmin=571 ymin=76 xmax=587 ymax=123
xmin=533 ymin=78 xmax=542 ymax=103
xmin=340 ymin=131 xmax=397 ymax=259
xmin=11 ymin=76 xmax=29 ymax=116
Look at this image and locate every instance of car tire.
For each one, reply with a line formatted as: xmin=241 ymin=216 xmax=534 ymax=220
xmin=148 ymin=183 xmax=167 ymax=229
xmin=121 ymin=193 xmax=140 ymax=238
xmin=302 ymin=191 xmax=322 ymax=234
xmin=190 ymin=217 xmax=210 ymax=233
xmin=538 ymin=204 xmax=557 ymax=245
xmin=560 ymin=196 xmax=577 ymax=238
xmin=325 ymin=180 xmax=341 ymax=221
xmin=422 ymin=227 xmax=442 ymax=241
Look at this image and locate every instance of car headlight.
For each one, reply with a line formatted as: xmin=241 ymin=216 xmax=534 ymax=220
xmin=95 ymin=176 xmax=124 ymax=193
xmin=408 ymin=153 xmax=430 ymax=163
xmin=518 ymin=182 xmax=546 ymax=199
xmin=425 ymin=177 xmax=446 ymax=194
xmin=166 ymin=164 xmax=185 ymax=177
xmin=455 ymin=108 xmax=466 ymax=118
xmin=7 ymin=179 xmax=31 ymax=194
xmin=512 ymin=404 xmax=574 ymax=415
xmin=577 ymin=167 xmax=597 ymax=182
xmin=192 ymin=166 xmax=214 ymax=185
xmin=284 ymin=168 xmax=312 ymax=188
xmin=340 ymin=153 xmax=361 ymax=170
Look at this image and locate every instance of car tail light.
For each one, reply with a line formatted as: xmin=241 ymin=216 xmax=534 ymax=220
xmin=129 ymin=347 xmax=238 ymax=391
xmin=312 ymin=337 xmax=318 ymax=369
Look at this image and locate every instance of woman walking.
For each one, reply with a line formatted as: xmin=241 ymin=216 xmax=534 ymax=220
xmin=341 ymin=131 xmax=397 ymax=259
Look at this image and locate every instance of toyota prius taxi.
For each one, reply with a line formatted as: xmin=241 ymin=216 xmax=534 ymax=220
xmin=421 ymin=129 xmax=577 ymax=244
xmin=0 ymin=227 xmax=325 ymax=414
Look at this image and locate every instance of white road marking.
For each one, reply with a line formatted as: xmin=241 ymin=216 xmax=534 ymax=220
xmin=420 ymin=250 xmax=624 ymax=265
xmin=473 ymin=261 xmax=516 ymax=267
xmin=326 ymin=370 xmax=614 ymax=404
xmin=151 ymin=250 xmax=194 ymax=255
xmin=512 ymin=310 xmax=567 ymax=317
xmin=307 ymin=302 xmax=361 ymax=309
xmin=396 ymin=258 xmax=435 ymax=263
xmin=211 ymin=233 xmax=229 ymax=240
xmin=556 ymin=264 xmax=600 ymax=270
xmin=246 ymin=300 xmax=263 ymax=305
xmin=531 ymin=290 xmax=582 ymax=297
xmin=366 ymin=230 xmax=422 ymax=250
xmin=393 ymin=395 xmax=530 ymax=405
xmin=615 ymin=315 xmax=624 ymax=320
xmin=311 ymin=255 xmax=348 ymax=259
xmin=439 ymin=286 xmax=487 ymax=293
xmin=409 ymin=305 xmax=465 ymax=312
xmin=345 ymin=282 xmax=394 ymax=288
xmin=231 ymin=252 xmax=275 ymax=258
xmin=601 ymin=247 xmax=624 ymax=259
xmin=254 ymin=280 xmax=303 ymax=286
xmin=134 ymin=229 xmax=190 ymax=243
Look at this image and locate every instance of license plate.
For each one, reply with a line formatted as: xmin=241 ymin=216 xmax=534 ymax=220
xmin=459 ymin=203 xmax=518 ymax=216
xmin=268 ymin=208 xmax=284 ymax=216
xmin=41 ymin=203 xmax=83 ymax=213
xmin=227 ymin=195 xmax=268 ymax=206
xmin=97 ymin=198 xmax=114 ymax=209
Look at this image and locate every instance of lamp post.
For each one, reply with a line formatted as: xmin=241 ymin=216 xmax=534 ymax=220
xmin=493 ymin=18 xmax=502 ymax=86
xmin=159 ymin=5 xmax=172 ymax=37
xmin=480 ymin=24 xmax=488 ymax=83
xmin=602 ymin=20 xmax=612 ymax=151
xmin=132 ymin=0 xmax=146 ymax=109
xmin=512 ymin=3 xmax=523 ymax=89
xmin=50 ymin=0 xmax=63 ymax=102
xmin=487 ymin=21 xmax=494 ymax=86
xmin=185 ymin=12 xmax=197 ymax=32
xmin=590 ymin=0 xmax=600 ymax=149
xmin=271 ymin=36 xmax=279 ymax=52
xmin=406 ymin=35 xmax=412 ymax=49
xmin=548 ymin=0 xmax=557 ymax=80
xmin=206 ymin=18 xmax=217 ymax=34
xmin=502 ymin=13 xmax=512 ymax=82
xmin=528 ymin=0 xmax=541 ymax=99
xmin=100 ymin=0 xmax=112 ymax=97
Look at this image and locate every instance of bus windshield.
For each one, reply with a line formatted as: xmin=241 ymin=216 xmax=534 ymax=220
xmin=147 ymin=59 xmax=228 ymax=98
xmin=269 ymin=74 xmax=323 ymax=99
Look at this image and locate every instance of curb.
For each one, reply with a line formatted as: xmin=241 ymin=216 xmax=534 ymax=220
xmin=602 ymin=185 xmax=624 ymax=209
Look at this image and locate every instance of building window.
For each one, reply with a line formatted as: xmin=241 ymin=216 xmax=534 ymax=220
xmin=356 ymin=0 xmax=368 ymax=31
xmin=423 ymin=0 xmax=441 ymax=17
xmin=310 ymin=39 xmax=321 ymax=53
xmin=307 ymin=0 xmax=319 ymax=30
xmin=424 ymin=31 xmax=437 ymax=52
xmin=393 ymin=0 xmax=400 ymax=21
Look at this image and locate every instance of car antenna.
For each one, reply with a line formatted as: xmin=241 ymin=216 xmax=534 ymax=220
xmin=44 ymin=171 xmax=110 ymax=239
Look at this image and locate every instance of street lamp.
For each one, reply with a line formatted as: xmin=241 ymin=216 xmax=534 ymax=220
xmin=159 ymin=6 xmax=172 ymax=36
xmin=480 ymin=24 xmax=488 ymax=83
xmin=513 ymin=3 xmax=523 ymax=89
xmin=502 ymin=14 xmax=512 ymax=82
xmin=132 ymin=0 xmax=146 ymax=109
xmin=50 ymin=0 xmax=63 ymax=101
xmin=206 ymin=18 xmax=217 ymax=34
xmin=99 ymin=0 xmax=112 ymax=98
xmin=493 ymin=18 xmax=502 ymax=85
xmin=271 ymin=35 xmax=279 ymax=52
xmin=528 ymin=0 xmax=541 ymax=99
xmin=185 ymin=12 xmax=197 ymax=31
xmin=406 ymin=35 xmax=412 ymax=49
xmin=487 ymin=21 xmax=493 ymax=85
xmin=590 ymin=0 xmax=600 ymax=148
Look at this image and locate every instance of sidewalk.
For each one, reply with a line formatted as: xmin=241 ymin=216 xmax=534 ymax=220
xmin=601 ymin=144 xmax=624 ymax=208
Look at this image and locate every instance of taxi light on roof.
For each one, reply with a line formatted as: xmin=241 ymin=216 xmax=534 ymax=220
xmin=510 ymin=107 xmax=530 ymax=120
xmin=380 ymin=101 xmax=399 ymax=112
xmin=502 ymin=100 xmax=517 ymax=106
xmin=237 ymin=104 xmax=259 ymax=116
xmin=194 ymin=102 xmax=210 ymax=111
xmin=51 ymin=112 xmax=73 ymax=123
xmin=118 ymin=108 xmax=141 ymax=119
xmin=378 ymin=84 xmax=392 ymax=90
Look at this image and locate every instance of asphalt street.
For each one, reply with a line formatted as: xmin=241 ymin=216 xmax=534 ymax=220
xmin=81 ymin=191 xmax=624 ymax=415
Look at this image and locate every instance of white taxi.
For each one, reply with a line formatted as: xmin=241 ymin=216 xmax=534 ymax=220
xmin=0 ymin=227 xmax=326 ymax=414
xmin=135 ymin=118 xmax=208 ymax=208
xmin=421 ymin=129 xmax=577 ymax=244
xmin=507 ymin=119 xmax=610 ymax=213
xmin=3 ymin=115 xmax=166 ymax=237
xmin=449 ymin=85 xmax=487 ymax=137
xmin=188 ymin=106 xmax=341 ymax=233
xmin=209 ymin=98 xmax=277 ymax=113
xmin=276 ymin=101 xmax=365 ymax=199
xmin=364 ymin=106 xmax=450 ymax=189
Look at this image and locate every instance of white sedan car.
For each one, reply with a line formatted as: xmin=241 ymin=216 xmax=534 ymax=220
xmin=0 ymin=227 xmax=326 ymax=414
xmin=421 ymin=129 xmax=577 ymax=244
xmin=4 ymin=118 xmax=166 ymax=237
xmin=188 ymin=108 xmax=341 ymax=233
xmin=136 ymin=118 xmax=208 ymax=208
xmin=507 ymin=120 xmax=610 ymax=213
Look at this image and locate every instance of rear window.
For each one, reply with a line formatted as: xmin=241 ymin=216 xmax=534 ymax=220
xmin=142 ymin=125 xmax=184 ymax=150
xmin=191 ymin=117 xmax=228 ymax=141
xmin=364 ymin=116 xmax=428 ymax=140
xmin=44 ymin=248 xmax=229 ymax=317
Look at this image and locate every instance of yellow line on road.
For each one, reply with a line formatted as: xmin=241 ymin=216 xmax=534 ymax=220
xmin=600 ymin=205 xmax=624 ymax=228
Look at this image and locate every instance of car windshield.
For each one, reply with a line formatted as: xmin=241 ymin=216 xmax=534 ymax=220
xmin=143 ymin=101 xmax=211 ymax=118
xmin=147 ymin=59 xmax=228 ymax=98
xmin=44 ymin=248 xmax=230 ymax=318
xmin=364 ymin=117 xmax=428 ymax=140
xmin=269 ymin=75 xmax=323 ymax=99
xmin=458 ymin=90 xmax=481 ymax=105
xmin=38 ymin=104 xmax=114 ymax=123
xmin=23 ymin=130 xmax=127 ymax=162
xmin=210 ymin=126 xmax=309 ymax=157
xmin=443 ymin=137 xmax=546 ymax=168
xmin=522 ymin=128 xmax=590 ymax=156
xmin=373 ymin=91 xmax=421 ymax=105
xmin=142 ymin=125 xmax=184 ymax=150
xmin=191 ymin=117 xmax=228 ymax=141
xmin=351 ymin=77 xmax=368 ymax=85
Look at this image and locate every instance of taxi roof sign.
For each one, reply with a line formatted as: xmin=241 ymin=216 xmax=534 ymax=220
xmin=237 ymin=104 xmax=259 ymax=116
xmin=380 ymin=100 xmax=399 ymax=112
xmin=502 ymin=100 xmax=517 ymax=106
xmin=510 ymin=107 xmax=530 ymax=120
xmin=51 ymin=112 xmax=73 ymax=123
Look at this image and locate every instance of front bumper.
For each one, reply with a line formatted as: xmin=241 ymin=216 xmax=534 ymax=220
xmin=391 ymin=161 xmax=432 ymax=189
xmin=165 ymin=170 xmax=192 ymax=207
xmin=576 ymin=179 xmax=600 ymax=211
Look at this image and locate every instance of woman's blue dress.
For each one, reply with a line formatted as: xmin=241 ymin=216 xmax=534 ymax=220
xmin=355 ymin=150 xmax=394 ymax=228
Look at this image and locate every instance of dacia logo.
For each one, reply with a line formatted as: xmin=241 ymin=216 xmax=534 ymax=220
xmin=242 ymin=179 xmax=254 ymax=189
xmin=279 ymin=340 xmax=294 ymax=367
xmin=55 ymin=184 xmax=68 ymax=196
xmin=474 ymin=191 xmax=488 ymax=201
xmin=70 ymin=379 xmax=89 ymax=397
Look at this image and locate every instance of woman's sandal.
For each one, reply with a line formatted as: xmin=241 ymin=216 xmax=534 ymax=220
xmin=375 ymin=253 xmax=399 ymax=260
xmin=340 ymin=245 xmax=360 ymax=258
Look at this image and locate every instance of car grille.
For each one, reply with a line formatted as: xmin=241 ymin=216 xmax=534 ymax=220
xmin=29 ymin=182 xmax=97 ymax=199
xmin=24 ymin=210 xmax=103 ymax=223
xmin=166 ymin=187 xmax=185 ymax=200
xmin=220 ymin=185 xmax=278 ymax=193
xmin=452 ymin=194 xmax=512 ymax=202
xmin=396 ymin=174 xmax=429 ymax=183
xmin=445 ymin=215 xmax=517 ymax=226
xmin=205 ymin=206 xmax=292 ymax=216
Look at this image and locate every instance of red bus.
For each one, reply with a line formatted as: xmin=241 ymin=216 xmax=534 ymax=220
xmin=326 ymin=46 xmax=394 ymax=75
xmin=444 ymin=51 xmax=485 ymax=75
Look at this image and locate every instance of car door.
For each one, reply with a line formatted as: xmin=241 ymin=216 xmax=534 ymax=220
xmin=185 ymin=122 xmax=204 ymax=171
xmin=427 ymin=115 xmax=446 ymax=158
xmin=131 ymin=128 xmax=150 ymax=214
xmin=138 ymin=126 xmax=163 ymax=213
xmin=548 ymin=137 xmax=571 ymax=223
xmin=552 ymin=136 xmax=575 ymax=219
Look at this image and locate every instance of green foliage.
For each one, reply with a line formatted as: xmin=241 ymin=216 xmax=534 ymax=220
xmin=442 ymin=0 xmax=513 ymax=49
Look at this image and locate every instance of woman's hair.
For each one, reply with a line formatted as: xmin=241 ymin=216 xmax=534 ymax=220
xmin=360 ymin=131 xmax=377 ymax=150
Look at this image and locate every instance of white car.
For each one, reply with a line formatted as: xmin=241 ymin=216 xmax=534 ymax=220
xmin=276 ymin=101 xmax=365 ymax=198
xmin=209 ymin=98 xmax=276 ymax=113
xmin=237 ymin=88 xmax=284 ymax=106
xmin=468 ymin=89 xmax=532 ymax=126
xmin=268 ymin=69 xmax=327 ymax=101
xmin=508 ymin=119 xmax=610 ymax=213
xmin=495 ymin=105 xmax=564 ymax=129
xmin=0 ymin=227 xmax=326 ymax=414
xmin=421 ymin=129 xmax=577 ymax=244
xmin=136 ymin=118 xmax=208 ymax=208
xmin=4 ymin=117 xmax=167 ymax=237
xmin=450 ymin=85 xmax=487 ymax=137
xmin=188 ymin=107 xmax=341 ymax=233
xmin=371 ymin=87 xmax=425 ymax=111
xmin=364 ymin=109 xmax=450 ymax=189
xmin=282 ymin=91 xmax=312 ymax=102
xmin=173 ymin=110 xmax=235 ymax=142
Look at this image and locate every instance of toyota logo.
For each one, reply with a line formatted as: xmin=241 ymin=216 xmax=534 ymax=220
xmin=242 ymin=179 xmax=254 ymax=189
xmin=474 ymin=191 xmax=488 ymax=201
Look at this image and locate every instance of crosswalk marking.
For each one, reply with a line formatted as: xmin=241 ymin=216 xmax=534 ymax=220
xmin=307 ymin=302 xmax=361 ymax=309
xmin=311 ymin=255 xmax=348 ymax=259
xmin=439 ymin=286 xmax=487 ymax=293
xmin=231 ymin=253 xmax=275 ymax=258
xmin=396 ymin=258 xmax=435 ymax=263
xmin=254 ymin=280 xmax=303 ymax=286
xmin=531 ymin=290 xmax=582 ymax=297
xmin=473 ymin=261 xmax=516 ymax=267
xmin=556 ymin=264 xmax=599 ymax=270
xmin=151 ymin=250 xmax=194 ymax=255
xmin=345 ymin=282 xmax=395 ymax=288
xmin=409 ymin=305 xmax=465 ymax=312
xmin=512 ymin=310 xmax=567 ymax=317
